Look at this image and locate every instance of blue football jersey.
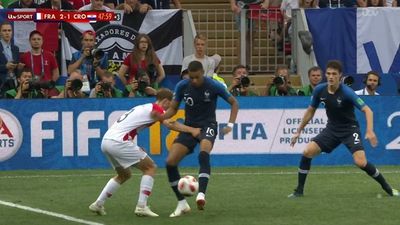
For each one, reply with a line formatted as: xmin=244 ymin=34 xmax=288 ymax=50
xmin=310 ymin=83 xmax=366 ymax=129
xmin=173 ymin=77 xmax=232 ymax=127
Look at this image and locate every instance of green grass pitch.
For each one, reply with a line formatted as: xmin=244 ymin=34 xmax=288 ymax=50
xmin=0 ymin=166 xmax=399 ymax=225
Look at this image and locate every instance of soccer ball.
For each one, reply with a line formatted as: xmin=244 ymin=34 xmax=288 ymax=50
xmin=178 ymin=175 xmax=199 ymax=196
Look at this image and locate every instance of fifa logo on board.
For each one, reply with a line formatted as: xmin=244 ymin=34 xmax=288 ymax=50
xmin=0 ymin=109 xmax=23 ymax=162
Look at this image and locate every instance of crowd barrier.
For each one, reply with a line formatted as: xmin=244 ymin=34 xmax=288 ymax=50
xmin=1 ymin=96 xmax=400 ymax=170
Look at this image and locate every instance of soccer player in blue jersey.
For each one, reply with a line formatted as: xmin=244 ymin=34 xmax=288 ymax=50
xmin=159 ymin=61 xmax=239 ymax=217
xmin=289 ymin=60 xmax=398 ymax=198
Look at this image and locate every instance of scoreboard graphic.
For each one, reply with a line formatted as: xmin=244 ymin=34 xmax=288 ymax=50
xmin=6 ymin=10 xmax=119 ymax=23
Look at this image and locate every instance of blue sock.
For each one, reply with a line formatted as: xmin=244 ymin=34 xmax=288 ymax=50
xmin=198 ymin=151 xmax=210 ymax=194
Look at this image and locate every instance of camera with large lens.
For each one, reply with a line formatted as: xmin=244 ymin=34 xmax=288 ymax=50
xmin=240 ymin=76 xmax=251 ymax=88
xmin=69 ymin=79 xmax=83 ymax=92
xmin=89 ymin=49 xmax=104 ymax=60
xmin=137 ymin=69 xmax=149 ymax=93
xmin=28 ymin=80 xmax=55 ymax=91
xmin=342 ymin=76 xmax=354 ymax=87
xmin=99 ymin=81 xmax=112 ymax=92
xmin=272 ymin=75 xmax=285 ymax=86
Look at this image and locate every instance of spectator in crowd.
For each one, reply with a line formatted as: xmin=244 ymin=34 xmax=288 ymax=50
xmin=118 ymin=33 xmax=165 ymax=88
xmin=140 ymin=0 xmax=181 ymax=9
xmin=53 ymin=69 xmax=86 ymax=98
xmin=68 ymin=30 xmax=108 ymax=91
xmin=319 ymin=0 xmax=355 ymax=7
xmin=20 ymin=30 xmax=59 ymax=83
xmin=68 ymin=0 xmax=90 ymax=9
xmin=355 ymin=71 xmax=380 ymax=96
xmin=280 ymin=0 xmax=299 ymax=41
xmin=264 ymin=65 xmax=290 ymax=96
xmin=228 ymin=64 xmax=258 ymax=96
xmin=124 ymin=69 xmax=157 ymax=97
xmin=104 ymin=0 xmax=123 ymax=8
xmin=0 ymin=21 xmax=24 ymax=98
xmin=115 ymin=0 xmax=151 ymax=13
xmin=357 ymin=0 xmax=386 ymax=6
xmin=8 ymin=0 xmax=38 ymax=8
xmin=181 ymin=34 xmax=215 ymax=77
xmin=297 ymin=66 xmax=322 ymax=96
xmin=89 ymin=71 xmax=123 ymax=98
xmin=39 ymin=0 xmax=74 ymax=9
xmin=79 ymin=0 xmax=111 ymax=10
xmin=393 ymin=0 xmax=398 ymax=6
xmin=299 ymin=0 xmax=319 ymax=8
xmin=5 ymin=68 xmax=48 ymax=99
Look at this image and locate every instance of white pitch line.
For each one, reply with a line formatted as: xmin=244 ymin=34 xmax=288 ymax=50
xmin=0 ymin=200 xmax=104 ymax=225
xmin=1 ymin=170 xmax=400 ymax=179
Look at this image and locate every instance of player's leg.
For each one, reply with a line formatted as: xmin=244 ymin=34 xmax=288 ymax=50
xmin=195 ymin=123 xmax=217 ymax=209
xmin=196 ymin=139 xmax=213 ymax=210
xmin=89 ymin=139 xmax=140 ymax=215
xmin=289 ymin=128 xmax=339 ymax=197
xmin=343 ymin=128 xmax=397 ymax=196
xmin=167 ymin=137 xmax=192 ymax=217
xmin=288 ymin=141 xmax=321 ymax=197
xmin=133 ymin=155 xmax=159 ymax=217
xmin=352 ymin=150 xmax=397 ymax=196
xmin=89 ymin=167 xmax=131 ymax=215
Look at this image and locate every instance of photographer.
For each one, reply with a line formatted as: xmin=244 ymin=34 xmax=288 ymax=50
xmin=53 ymin=70 xmax=86 ymax=98
xmin=89 ymin=71 xmax=123 ymax=98
xmin=68 ymin=30 xmax=108 ymax=90
xmin=124 ymin=69 xmax=157 ymax=97
xmin=264 ymin=65 xmax=291 ymax=96
xmin=268 ymin=75 xmax=297 ymax=96
xmin=5 ymin=68 xmax=49 ymax=99
xmin=228 ymin=65 xmax=258 ymax=96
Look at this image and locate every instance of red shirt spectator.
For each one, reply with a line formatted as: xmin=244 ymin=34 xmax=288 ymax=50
xmin=68 ymin=0 xmax=91 ymax=9
xmin=122 ymin=53 xmax=160 ymax=83
xmin=20 ymin=51 xmax=58 ymax=81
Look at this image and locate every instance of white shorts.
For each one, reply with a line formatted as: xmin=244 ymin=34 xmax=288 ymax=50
xmin=101 ymin=139 xmax=148 ymax=169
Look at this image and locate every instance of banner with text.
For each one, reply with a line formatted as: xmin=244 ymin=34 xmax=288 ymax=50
xmin=1 ymin=96 xmax=400 ymax=170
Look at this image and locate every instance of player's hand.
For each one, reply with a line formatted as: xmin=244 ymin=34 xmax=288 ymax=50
xmin=365 ymin=130 xmax=378 ymax=148
xmin=222 ymin=126 xmax=232 ymax=135
xmin=191 ymin=128 xmax=201 ymax=138
xmin=83 ymin=47 xmax=91 ymax=58
xmin=290 ymin=132 xmax=301 ymax=147
xmin=231 ymin=4 xmax=241 ymax=14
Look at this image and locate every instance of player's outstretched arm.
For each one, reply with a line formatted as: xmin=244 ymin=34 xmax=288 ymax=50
xmin=159 ymin=100 xmax=179 ymax=121
xmin=162 ymin=120 xmax=200 ymax=137
xmin=361 ymin=105 xmax=378 ymax=147
xmin=222 ymin=96 xmax=239 ymax=135
xmin=290 ymin=106 xmax=316 ymax=147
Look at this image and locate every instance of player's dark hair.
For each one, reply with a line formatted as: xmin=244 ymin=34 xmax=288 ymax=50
xmin=326 ymin=60 xmax=343 ymax=74
xmin=156 ymin=88 xmax=173 ymax=101
xmin=188 ymin=61 xmax=204 ymax=73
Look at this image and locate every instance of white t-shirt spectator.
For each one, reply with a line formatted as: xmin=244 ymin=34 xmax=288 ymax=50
xmin=181 ymin=55 xmax=215 ymax=77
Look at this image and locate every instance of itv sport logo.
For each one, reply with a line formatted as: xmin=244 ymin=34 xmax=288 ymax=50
xmin=0 ymin=109 xmax=23 ymax=162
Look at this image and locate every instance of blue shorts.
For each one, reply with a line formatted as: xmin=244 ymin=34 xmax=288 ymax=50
xmin=312 ymin=125 xmax=364 ymax=154
xmin=173 ymin=122 xmax=218 ymax=154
